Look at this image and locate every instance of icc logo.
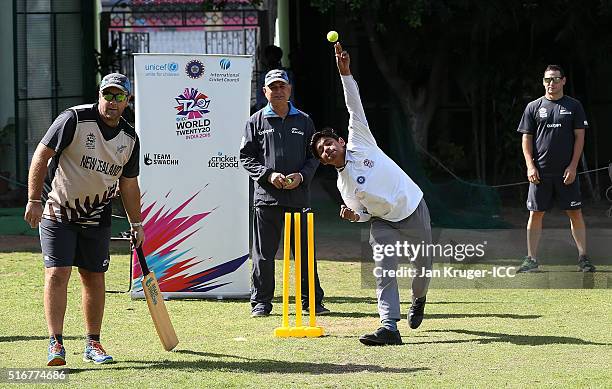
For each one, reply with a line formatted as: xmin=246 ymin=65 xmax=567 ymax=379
xmin=220 ymin=58 xmax=231 ymax=70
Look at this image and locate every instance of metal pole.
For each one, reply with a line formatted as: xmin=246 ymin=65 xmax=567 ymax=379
xmin=277 ymin=0 xmax=290 ymax=67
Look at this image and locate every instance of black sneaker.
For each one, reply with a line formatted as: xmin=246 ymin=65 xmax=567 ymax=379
xmin=303 ymin=304 xmax=331 ymax=315
xmin=578 ymin=256 xmax=596 ymax=272
xmin=408 ymin=296 xmax=426 ymax=329
xmin=517 ymin=256 xmax=539 ymax=273
xmin=251 ymin=304 xmax=271 ymax=318
xmin=359 ymin=327 xmax=403 ymax=346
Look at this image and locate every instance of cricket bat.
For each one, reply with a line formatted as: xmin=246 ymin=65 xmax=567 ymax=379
xmin=135 ymin=245 xmax=179 ymax=351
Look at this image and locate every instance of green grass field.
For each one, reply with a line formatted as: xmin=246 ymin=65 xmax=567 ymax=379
xmin=0 ymin=247 xmax=611 ymax=388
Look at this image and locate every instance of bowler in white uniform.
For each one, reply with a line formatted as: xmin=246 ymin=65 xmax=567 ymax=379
xmin=310 ymin=42 xmax=433 ymax=346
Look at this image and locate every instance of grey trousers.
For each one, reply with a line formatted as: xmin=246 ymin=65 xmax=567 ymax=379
xmin=369 ymin=199 xmax=432 ymax=321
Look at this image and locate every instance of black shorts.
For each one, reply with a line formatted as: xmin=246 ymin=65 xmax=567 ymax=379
xmin=527 ymin=176 xmax=582 ymax=211
xmin=39 ymin=218 xmax=112 ymax=272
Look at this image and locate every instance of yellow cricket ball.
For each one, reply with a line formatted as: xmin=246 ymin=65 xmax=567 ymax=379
xmin=326 ymin=30 xmax=339 ymax=43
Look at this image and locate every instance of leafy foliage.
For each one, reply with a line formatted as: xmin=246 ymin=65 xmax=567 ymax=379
xmin=310 ymin=0 xmax=612 ymax=185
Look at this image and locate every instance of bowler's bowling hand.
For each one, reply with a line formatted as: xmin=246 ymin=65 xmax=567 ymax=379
xmin=340 ymin=205 xmax=359 ymax=222
xmin=335 ymin=43 xmax=351 ymax=76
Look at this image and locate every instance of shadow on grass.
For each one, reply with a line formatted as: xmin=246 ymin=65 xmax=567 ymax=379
xmin=427 ymin=313 xmax=541 ymax=319
xmin=322 ymin=297 xmax=507 ymax=305
xmin=321 ymin=296 xmax=377 ymax=304
xmin=321 ymin=312 xmax=540 ymax=319
xmin=423 ymin=329 xmax=611 ymax=346
xmin=0 ymin=335 xmax=81 ymax=343
xmin=323 ymin=311 xmax=380 ymax=318
xmin=66 ymin=350 xmax=429 ymax=375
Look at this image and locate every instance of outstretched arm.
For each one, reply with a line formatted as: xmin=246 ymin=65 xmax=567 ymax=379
xmin=334 ymin=42 xmax=375 ymax=145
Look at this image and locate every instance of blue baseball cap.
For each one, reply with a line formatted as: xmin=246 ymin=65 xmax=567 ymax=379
xmin=100 ymin=73 xmax=131 ymax=94
xmin=264 ymin=69 xmax=289 ymax=86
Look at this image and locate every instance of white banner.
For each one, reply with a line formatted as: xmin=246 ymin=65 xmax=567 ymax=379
xmin=131 ymin=54 xmax=251 ymax=298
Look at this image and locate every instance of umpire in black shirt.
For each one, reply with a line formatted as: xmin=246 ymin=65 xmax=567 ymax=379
xmin=240 ymin=69 xmax=329 ymax=317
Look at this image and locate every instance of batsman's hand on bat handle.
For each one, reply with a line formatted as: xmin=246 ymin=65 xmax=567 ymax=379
xmin=340 ymin=205 xmax=360 ymax=222
xmin=130 ymin=224 xmax=145 ymax=249
xmin=24 ymin=200 xmax=43 ymax=228
xmin=269 ymin=172 xmax=287 ymax=189
xmin=334 ymin=42 xmax=351 ymax=76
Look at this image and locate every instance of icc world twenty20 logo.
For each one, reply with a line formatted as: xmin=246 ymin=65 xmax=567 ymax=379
xmin=174 ymin=87 xmax=212 ymax=140
xmin=175 ymin=88 xmax=210 ymax=120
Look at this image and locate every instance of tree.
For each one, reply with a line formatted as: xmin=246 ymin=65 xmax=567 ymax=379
xmin=310 ymin=0 xmax=612 ymax=185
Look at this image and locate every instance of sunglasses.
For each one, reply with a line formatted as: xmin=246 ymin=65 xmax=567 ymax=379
xmin=102 ymin=92 xmax=128 ymax=102
xmin=543 ymin=76 xmax=563 ymax=84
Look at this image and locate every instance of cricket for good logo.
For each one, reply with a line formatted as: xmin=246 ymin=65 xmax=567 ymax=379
xmin=208 ymin=151 xmax=239 ymax=169
xmin=175 ymin=88 xmax=212 ymax=140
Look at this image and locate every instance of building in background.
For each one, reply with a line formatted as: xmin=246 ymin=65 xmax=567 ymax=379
xmin=0 ymin=0 xmax=276 ymax=206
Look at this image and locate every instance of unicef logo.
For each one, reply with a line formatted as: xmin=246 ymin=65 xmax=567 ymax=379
xmin=220 ymin=58 xmax=231 ymax=70
xmin=357 ymin=176 xmax=366 ymax=184
xmin=144 ymin=62 xmax=180 ymax=72
xmin=185 ymin=59 xmax=205 ymax=79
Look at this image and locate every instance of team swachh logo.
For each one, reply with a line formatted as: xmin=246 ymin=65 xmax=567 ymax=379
xmin=174 ymin=88 xmax=212 ymax=140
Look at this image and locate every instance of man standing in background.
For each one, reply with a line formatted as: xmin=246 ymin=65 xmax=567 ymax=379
xmin=240 ymin=69 xmax=328 ymax=318
xmin=517 ymin=65 xmax=595 ymax=273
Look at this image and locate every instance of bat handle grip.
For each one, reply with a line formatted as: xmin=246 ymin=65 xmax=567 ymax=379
xmin=134 ymin=244 xmax=150 ymax=276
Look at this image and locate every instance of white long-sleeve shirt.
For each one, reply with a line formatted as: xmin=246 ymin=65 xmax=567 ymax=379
xmin=337 ymin=75 xmax=423 ymax=223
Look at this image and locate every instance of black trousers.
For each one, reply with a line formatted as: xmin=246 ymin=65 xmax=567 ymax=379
xmin=250 ymin=205 xmax=324 ymax=309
